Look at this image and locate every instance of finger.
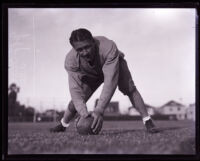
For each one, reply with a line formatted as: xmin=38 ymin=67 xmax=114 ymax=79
xmin=96 ymin=120 xmax=103 ymax=134
xmin=91 ymin=116 xmax=97 ymax=129
xmin=97 ymin=120 xmax=103 ymax=133
xmin=93 ymin=118 xmax=101 ymax=133
xmin=95 ymin=120 xmax=103 ymax=134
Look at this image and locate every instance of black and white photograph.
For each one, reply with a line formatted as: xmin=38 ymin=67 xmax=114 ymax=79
xmin=3 ymin=4 xmax=199 ymax=158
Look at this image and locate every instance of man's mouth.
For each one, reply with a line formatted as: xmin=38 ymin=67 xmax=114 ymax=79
xmin=81 ymin=52 xmax=94 ymax=62
xmin=83 ymin=54 xmax=92 ymax=61
xmin=85 ymin=55 xmax=90 ymax=59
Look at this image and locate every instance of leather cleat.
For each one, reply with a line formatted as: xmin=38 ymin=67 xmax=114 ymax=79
xmin=145 ymin=119 xmax=159 ymax=133
xmin=50 ymin=123 xmax=66 ymax=132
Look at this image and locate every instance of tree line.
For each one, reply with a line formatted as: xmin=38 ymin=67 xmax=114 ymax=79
xmin=8 ymin=83 xmax=64 ymax=122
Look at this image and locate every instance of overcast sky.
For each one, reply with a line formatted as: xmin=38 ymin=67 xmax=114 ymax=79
xmin=8 ymin=8 xmax=196 ymax=113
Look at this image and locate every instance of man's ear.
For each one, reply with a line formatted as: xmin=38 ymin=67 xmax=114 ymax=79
xmin=91 ymin=38 xmax=95 ymax=43
xmin=91 ymin=39 xmax=96 ymax=46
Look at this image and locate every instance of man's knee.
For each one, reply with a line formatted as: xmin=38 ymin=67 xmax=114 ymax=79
xmin=118 ymin=80 xmax=137 ymax=96
xmin=68 ymin=100 xmax=77 ymax=114
xmin=127 ymin=86 xmax=138 ymax=97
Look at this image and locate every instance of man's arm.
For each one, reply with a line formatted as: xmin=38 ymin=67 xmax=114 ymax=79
xmin=95 ymin=42 xmax=119 ymax=115
xmin=65 ymin=52 xmax=89 ymax=118
xmin=67 ymin=71 xmax=89 ymax=117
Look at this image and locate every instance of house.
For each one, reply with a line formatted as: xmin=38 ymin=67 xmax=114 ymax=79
xmin=157 ymin=100 xmax=186 ymax=120
xmin=45 ymin=109 xmax=57 ymax=117
xmin=128 ymin=104 xmax=156 ymax=116
xmin=186 ymin=103 xmax=195 ymax=121
xmin=94 ymin=99 xmax=120 ymax=115
xmin=40 ymin=109 xmax=59 ymax=122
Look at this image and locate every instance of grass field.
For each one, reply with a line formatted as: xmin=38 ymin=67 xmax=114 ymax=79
xmin=8 ymin=120 xmax=196 ymax=154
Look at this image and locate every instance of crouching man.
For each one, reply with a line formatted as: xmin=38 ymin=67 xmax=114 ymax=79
xmin=50 ymin=28 xmax=159 ymax=134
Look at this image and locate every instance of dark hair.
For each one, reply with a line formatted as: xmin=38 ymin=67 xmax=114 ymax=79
xmin=69 ymin=28 xmax=94 ymax=46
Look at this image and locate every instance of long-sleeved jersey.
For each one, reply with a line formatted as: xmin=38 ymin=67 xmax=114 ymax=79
xmin=65 ymin=36 xmax=124 ymax=116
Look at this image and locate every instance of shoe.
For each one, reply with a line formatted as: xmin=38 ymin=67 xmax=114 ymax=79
xmin=50 ymin=123 xmax=66 ymax=132
xmin=145 ymin=119 xmax=159 ymax=133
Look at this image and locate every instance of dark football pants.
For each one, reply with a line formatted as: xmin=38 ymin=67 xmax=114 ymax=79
xmin=68 ymin=56 xmax=136 ymax=114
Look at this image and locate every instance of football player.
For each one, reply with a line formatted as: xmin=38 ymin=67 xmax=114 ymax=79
xmin=50 ymin=28 xmax=159 ymax=134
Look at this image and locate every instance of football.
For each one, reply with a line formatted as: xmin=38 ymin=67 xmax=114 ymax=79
xmin=76 ymin=116 xmax=95 ymax=135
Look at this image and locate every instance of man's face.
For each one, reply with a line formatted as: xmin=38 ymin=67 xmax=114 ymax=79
xmin=73 ymin=40 xmax=96 ymax=62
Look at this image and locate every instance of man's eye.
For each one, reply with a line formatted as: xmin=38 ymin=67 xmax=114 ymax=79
xmin=85 ymin=45 xmax=92 ymax=50
xmin=77 ymin=48 xmax=83 ymax=52
xmin=77 ymin=45 xmax=91 ymax=52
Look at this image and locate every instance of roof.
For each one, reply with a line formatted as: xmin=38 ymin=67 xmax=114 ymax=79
xmin=160 ymin=100 xmax=185 ymax=108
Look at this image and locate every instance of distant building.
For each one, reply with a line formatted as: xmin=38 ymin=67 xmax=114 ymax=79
xmin=157 ymin=100 xmax=186 ymax=120
xmin=40 ymin=109 xmax=59 ymax=122
xmin=128 ymin=107 xmax=140 ymax=116
xmin=45 ymin=109 xmax=57 ymax=117
xmin=128 ymin=104 xmax=156 ymax=116
xmin=95 ymin=99 xmax=119 ymax=115
xmin=186 ymin=103 xmax=195 ymax=121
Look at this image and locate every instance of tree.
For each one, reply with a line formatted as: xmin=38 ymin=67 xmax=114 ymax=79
xmin=24 ymin=107 xmax=35 ymax=122
xmin=8 ymin=83 xmax=20 ymax=116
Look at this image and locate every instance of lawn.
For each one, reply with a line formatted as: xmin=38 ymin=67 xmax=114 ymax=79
xmin=7 ymin=120 xmax=196 ymax=154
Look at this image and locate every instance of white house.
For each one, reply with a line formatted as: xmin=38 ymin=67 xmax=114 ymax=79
xmin=95 ymin=99 xmax=120 ymax=116
xmin=186 ymin=103 xmax=195 ymax=121
xmin=157 ymin=100 xmax=186 ymax=120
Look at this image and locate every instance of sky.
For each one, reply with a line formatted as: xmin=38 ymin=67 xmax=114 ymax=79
xmin=8 ymin=8 xmax=196 ymax=113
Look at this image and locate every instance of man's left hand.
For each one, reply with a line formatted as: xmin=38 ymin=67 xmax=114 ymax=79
xmin=91 ymin=111 xmax=103 ymax=134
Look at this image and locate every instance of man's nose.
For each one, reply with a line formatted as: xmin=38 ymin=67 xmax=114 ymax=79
xmin=81 ymin=49 xmax=89 ymax=56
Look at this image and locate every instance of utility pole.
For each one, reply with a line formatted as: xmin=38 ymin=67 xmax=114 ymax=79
xmin=53 ymin=98 xmax=56 ymax=122
xmin=33 ymin=108 xmax=36 ymax=123
xmin=32 ymin=15 xmax=36 ymax=123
